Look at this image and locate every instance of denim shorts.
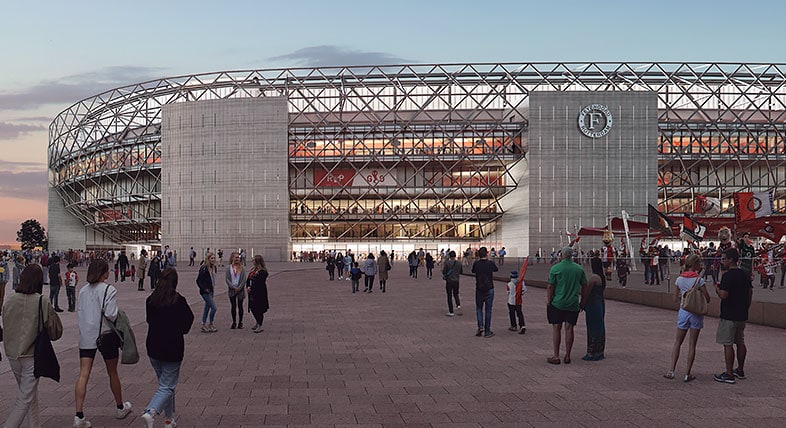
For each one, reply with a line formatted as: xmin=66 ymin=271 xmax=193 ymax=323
xmin=676 ymin=308 xmax=704 ymax=330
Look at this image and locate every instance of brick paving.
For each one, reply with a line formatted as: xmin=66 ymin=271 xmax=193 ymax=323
xmin=2 ymin=260 xmax=786 ymax=427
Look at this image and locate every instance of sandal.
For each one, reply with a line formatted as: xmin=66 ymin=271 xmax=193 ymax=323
xmin=663 ymin=371 xmax=675 ymax=379
xmin=547 ymin=356 xmax=561 ymax=365
xmin=563 ymin=356 xmax=571 ymax=364
xmin=684 ymin=374 xmax=696 ymax=382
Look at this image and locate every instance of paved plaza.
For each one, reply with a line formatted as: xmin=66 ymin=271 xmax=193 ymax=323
xmin=2 ymin=260 xmax=786 ymax=427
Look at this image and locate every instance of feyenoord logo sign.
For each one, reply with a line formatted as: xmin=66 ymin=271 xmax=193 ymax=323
xmin=578 ymin=104 xmax=613 ymax=138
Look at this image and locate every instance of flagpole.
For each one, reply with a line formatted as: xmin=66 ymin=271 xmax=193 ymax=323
xmin=621 ymin=210 xmax=636 ymax=270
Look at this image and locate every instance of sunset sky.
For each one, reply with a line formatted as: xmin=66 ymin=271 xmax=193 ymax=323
xmin=1 ymin=0 xmax=784 ymax=247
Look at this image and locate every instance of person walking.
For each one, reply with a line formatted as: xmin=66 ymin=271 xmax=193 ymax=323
xmin=12 ymin=255 xmax=25 ymax=291
xmin=141 ymin=268 xmax=194 ymax=428
xmin=225 ymin=252 xmax=247 ymax=329
xmin=342 ymin=253 xmax=352 ymax=281
xmin=442 ymin=250 xmax=463 ymax=316
xmin=196 ymin=252 xmax=218 ymax=333
xmin=137 ymin=249 xmax=148 ymax=291
xmin=325 ymin=253 xmax=336 ymax=281
xmin=713 ymin=248 xmax=753 ymax=384
xmin=472 ymin=247 xmax=498 ymax=337
xmin=665 ymin=253 xmax=710 ymax=381
xmin=362 ymin=253 xmax=378 ymax=293
xmin=506 ymin=270 xmax=526 ymax=334
xmin=47 ymin=255 xmax=64 ymax=312
xmin=425 ymin=253 xmax=435 ymax=279
xmin=407 ymin=251 xmax=419 ymax=279
xmin=3 ymin=264 xmax=63 ymax=428
xmin=335 ymin=252 xmax=345 ymax=280
xmin=0 ymin=255 xmax=8 ymax=315
xmin=148 ymin=251 xmax=163 ymax=290
xmin=117 ymin=251 xmax=129 ymax=282
xmin=546 ymin=247 xmax=588 ymax=365
xmin=73 ymin=259 xmax=133 ymax=427
xmin=377 ymin=250 xmax=391 ymax=292
xmin=246 ymin=255 xmax=270 ymax=333
xmin=188 ymin=247 xmax=196 ymax=267
xmin=582 ymin=257 xmax=608 ymax=361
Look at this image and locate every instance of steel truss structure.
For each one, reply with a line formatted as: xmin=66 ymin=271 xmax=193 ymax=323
xmin=49 ymin=63 xmax=786 ymax=245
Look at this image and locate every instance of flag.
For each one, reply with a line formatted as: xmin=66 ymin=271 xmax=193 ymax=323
xmin=648 ymin=204 xmax=674 ymax=235
xmin=682 ymin=213 xmax=707 ymax=241
xmin=736 ymin=218 xmax=786 ymax=242
xmin=734 ymin=191 xmax=773 ymax=222
xmin=515 ymin=257 xmax=529 ymax=290
xmin=695 ymin=195 xmax=722 ymax=216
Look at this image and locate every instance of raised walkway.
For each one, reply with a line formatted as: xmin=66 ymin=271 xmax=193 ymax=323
xmin=1 ymin=260 xmax=785 ymax=427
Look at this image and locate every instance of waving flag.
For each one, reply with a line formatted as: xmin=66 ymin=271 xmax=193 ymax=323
xmin=648 ymin=204 xmax=674 ymax=235
xmin=695 ymin=195 xmax=722 ymax=216
xmin=682 ymin=213 xmax=707 ymax=241
xmin=734 ymin=192 xmax=773 ymax=222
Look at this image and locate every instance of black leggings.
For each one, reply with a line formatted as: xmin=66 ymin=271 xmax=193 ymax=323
xmin=229 ymin=294 xmax=245 ymax=324
xmin=364 ymin=275 xmax=375 ymax=291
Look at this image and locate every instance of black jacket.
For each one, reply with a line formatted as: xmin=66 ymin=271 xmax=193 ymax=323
xmin=145 ymin=294 xmax=194 ymax=362
xmin=196 ymin=265 xmax=214 ymax=295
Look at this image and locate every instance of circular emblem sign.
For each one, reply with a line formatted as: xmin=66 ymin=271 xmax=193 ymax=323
xmin=578 ymin=104 xmax=613 ymax=138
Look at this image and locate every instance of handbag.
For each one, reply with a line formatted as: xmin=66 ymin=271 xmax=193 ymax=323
xmin=681 ymin=277 xmax=707 ymax=315
xmin=33 ymin=296 xmax=60 ymax=382
xmin=97 ymin=285 xmax=139 ymax=364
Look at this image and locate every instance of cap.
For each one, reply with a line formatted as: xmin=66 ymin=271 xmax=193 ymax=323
xmin=510 ymin=270 xmax=519 ymax=278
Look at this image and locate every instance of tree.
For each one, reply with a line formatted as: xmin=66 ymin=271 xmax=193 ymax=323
xmin=17 ymin=219 xmax=47 ymax=250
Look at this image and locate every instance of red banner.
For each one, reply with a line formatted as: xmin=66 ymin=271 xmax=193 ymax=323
xmin=97 ymin=209 xmax=132 ymax=222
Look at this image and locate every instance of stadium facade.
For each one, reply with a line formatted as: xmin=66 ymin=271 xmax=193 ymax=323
xmin=48 ymin=63 xmax=786 ymax=261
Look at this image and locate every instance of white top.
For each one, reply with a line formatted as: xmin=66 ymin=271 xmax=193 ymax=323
xmin=675 ymin=275 xmax=704 ymax=308
xmin=77 ymin=282 xmax=118 ymax=350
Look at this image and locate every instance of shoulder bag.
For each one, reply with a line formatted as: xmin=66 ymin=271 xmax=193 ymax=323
xmin=96 ymin=285 xmax=139 ymax=364
xmin=681 ymin=277 xmax=707 ymax=315
xmin=33 ymin=296 xmax=60 ymax=382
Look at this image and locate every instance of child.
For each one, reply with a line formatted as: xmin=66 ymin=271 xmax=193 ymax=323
xmin=350 ymin=262 xmax=362 ymax=294
xmin=506 ymin=270 xmax=526 ymax=334
xmin=65 ymin=262 xmax=78 ymax=312
xmin=131 ymin=264 xmax=136 ymax=282
xmin=616 ymin=258 xmax=630 ymax=288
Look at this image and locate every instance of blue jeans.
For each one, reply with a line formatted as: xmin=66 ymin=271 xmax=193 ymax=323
xmin=475 ymin=288 xmax=494 ymax=333
xmin=201 ymin=292 xmax=217 ymax=324
xmin=146 ymin=358 xmax=181 ymax=418
xmin=49 ymin=284 xmax=61 ymax=309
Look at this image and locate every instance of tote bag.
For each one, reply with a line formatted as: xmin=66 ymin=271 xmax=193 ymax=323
xmin=33 ymin=296 xmax=60 ymax=382
xmin=681 ymin=277 xmax=707 ymax=315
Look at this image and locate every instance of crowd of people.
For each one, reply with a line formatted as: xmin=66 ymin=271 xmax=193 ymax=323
xmin=0 ymin=246 xmax=270 ymax=427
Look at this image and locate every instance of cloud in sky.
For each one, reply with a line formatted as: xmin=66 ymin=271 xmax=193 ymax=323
xmin=0 ymin=167 xmax=47 ymax=200
xmin=0 ymin=121 xmax=46 ymax=140
xmin=269 ymin=45 xmax=413 ymax=67
xmin=0 ymin=66 xmax=166 ymax=112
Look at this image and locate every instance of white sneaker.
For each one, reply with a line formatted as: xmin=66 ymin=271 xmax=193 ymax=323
xmin=446 ymin=312 xmax=455 ymax=317
xmin=72 ymin=416 xmax=91 ymax=427
xmin=116 ymin=401 xmax=132 ymax=419
xmin=141 ymin=411 xmax=154 ymax=428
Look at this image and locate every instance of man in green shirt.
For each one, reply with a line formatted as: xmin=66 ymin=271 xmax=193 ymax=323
xmin=547 ymin=246 xmax=588 ymax=364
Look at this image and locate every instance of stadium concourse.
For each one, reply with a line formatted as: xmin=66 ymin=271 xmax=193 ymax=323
xmin=1 ymin=261 xmax=785 ymax=427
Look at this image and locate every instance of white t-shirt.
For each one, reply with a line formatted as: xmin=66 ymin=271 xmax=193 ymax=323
xmin=675 ymin=275 xmax=704 ymax=306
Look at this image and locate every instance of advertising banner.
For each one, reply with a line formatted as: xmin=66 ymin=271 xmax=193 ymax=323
xmin=314 ymin=168 xmax=397 ymax=187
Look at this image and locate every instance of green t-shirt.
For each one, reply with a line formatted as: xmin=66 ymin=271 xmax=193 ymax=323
xmin=548 ymin=259 xmax=587 ymax=311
